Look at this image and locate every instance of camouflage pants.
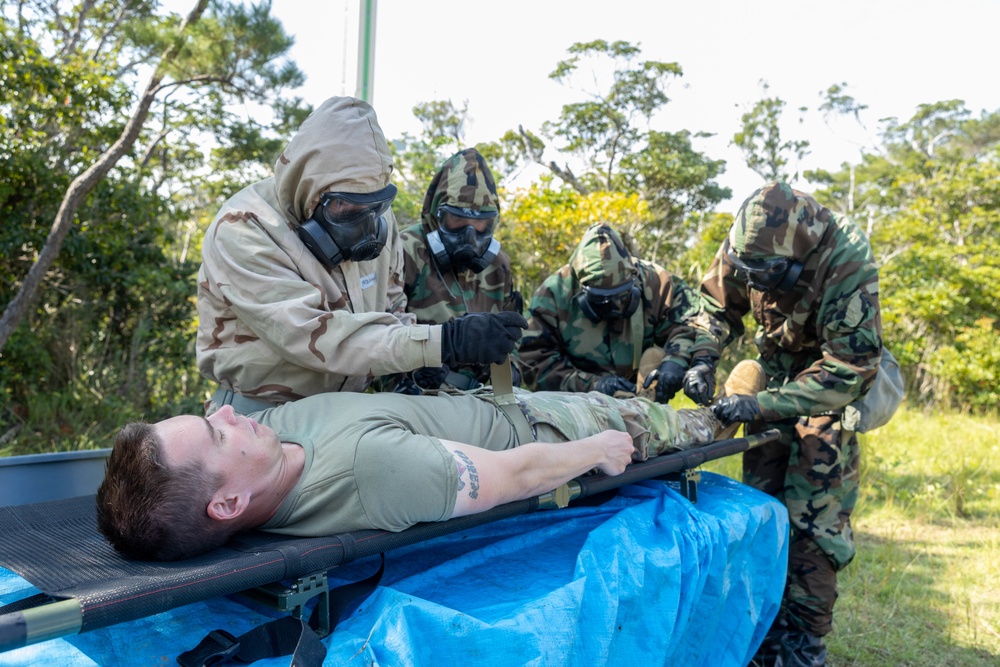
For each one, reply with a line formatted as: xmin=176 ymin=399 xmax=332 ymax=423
xmin=518 ymin=389 xmax=717 ymax=460
xmin=744 ymin=414 xmax=860 ymax=636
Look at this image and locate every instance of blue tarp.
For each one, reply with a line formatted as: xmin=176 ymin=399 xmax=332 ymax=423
xmin=0 ymin=473 xmax=787 ymax=666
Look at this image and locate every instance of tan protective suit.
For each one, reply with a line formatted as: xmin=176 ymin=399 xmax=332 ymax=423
xmin=196 ymin=97 xmax=442 ymax=405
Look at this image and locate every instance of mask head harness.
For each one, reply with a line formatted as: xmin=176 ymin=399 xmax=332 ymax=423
xmin=426 ymin=204 xmax=500 ymax=273
xmin=578 ymin=279 xmax=641 ymax=322
xmin=723 ymin=235 xmax=803 ymax=294
xmin=298 ymin=184 xmax=397 ymax=268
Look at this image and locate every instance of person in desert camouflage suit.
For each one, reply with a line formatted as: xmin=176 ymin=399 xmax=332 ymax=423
xmin=393 ymin=148 xmax=523 ymax=393
xmin=517 ymin=223 xmax=708 ymax=404
xmin=693 ymin=181 xmax=883 ymax=667
xmin=197 ymin=97 xmax=526 ymax=414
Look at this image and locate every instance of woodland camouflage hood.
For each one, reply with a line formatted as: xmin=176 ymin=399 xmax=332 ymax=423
xmin=274 ymin=96 xmax=395 ymax=224
xmin=420 ymin=148 xmax=500 ymax=232
xmin=569 ymin=224 xmax=638 ymax=289
xmin=728 ymin=181 xmax=832 ymax=261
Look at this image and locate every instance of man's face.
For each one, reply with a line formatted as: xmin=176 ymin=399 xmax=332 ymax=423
xmin=156 ymin=405 xmax=282 ymax=485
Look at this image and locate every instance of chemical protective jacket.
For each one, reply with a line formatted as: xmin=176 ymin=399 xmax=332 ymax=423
xmin=695 ymin=187 xmax=882 ymax=421
xmin=196 ymin=97 xmax=441 ymax=405
xmin=399 ymin=148 xmax=519 ymax=387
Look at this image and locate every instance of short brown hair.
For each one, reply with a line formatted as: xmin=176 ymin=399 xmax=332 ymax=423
xmin=96 ymin=421 xmax=238 ymax=561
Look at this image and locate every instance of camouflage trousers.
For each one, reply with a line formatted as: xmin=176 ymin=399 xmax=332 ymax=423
xmin=516 ymin=389 xmax=717 ymax=460
xmin=744 ymin=414 xmax=860 ymax=636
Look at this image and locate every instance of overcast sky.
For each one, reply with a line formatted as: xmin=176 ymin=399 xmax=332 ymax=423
xmin=255 ymin=0 xmax=999 ymax=208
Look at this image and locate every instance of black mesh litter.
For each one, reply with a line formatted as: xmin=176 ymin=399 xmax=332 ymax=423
xmin=0 ymin=431 xmax=779 ymax=636
xmin=0 ymin=494 xmax=541 ymax=633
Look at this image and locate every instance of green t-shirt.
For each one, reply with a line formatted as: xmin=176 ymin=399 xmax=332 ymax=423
xmin=258 ymin=391 xmax=518 ymax=536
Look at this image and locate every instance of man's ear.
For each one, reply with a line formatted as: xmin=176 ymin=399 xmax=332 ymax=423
xmin=207 ymin=491 xmax=249 ymax=522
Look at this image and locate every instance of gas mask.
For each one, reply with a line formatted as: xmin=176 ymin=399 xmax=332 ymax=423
xmin=426 ymin=205 xmax=501 ymax=273
xmin=578 ymin=279 xmax=641 ymax=322
xmin=297 ymin=185 xmax=397 ymax=269
xmin=723 ymin=236 xmax=803 ymax=294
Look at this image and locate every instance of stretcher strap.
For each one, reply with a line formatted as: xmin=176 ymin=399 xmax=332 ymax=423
xmin=177 ymin=617 xmax=324 ymax=667
xmin=490 ymin=357 xmax=535 ymax=444
xmin=178 ymin=556 xmax=385 ymax=667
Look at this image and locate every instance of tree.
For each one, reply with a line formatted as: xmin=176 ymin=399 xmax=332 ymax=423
xmin=732 ymin=80 xmax=811 ymax=182
xmin=0 ymin=0 xmax=304 ymax=352
xmin=810 ymin=101 xmax=1000 ymax=410
xmin=389 ymin=99 xmax=472 ymax=226
xmin=485 ymin=40 xmax=729 ymax=268
xmin=499 ymin=178 xmax=656 ymax=295
xmin=0 ymin=0 xmax=307 ymax=452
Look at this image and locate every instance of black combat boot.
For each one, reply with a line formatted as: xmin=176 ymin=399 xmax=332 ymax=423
xmin=773 ymin=631 xmax=827 ymax=667
xmin=748 ymin=614 xmax=787 ymax=667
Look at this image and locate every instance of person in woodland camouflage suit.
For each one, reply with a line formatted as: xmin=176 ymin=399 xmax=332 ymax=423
xmin=517 ymin=223 xmax=709 ymax=403
xmin=392 ymin=148 xmax=523 ymax=393
xmin=692 ymin=182 xmax=883 ymax=667
xmin=196 ymin=98 xmax=526 ymax=414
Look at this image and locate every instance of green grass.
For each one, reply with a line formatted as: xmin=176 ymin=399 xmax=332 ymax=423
xmin=702 ymin=405 xmax=1000 ymax=666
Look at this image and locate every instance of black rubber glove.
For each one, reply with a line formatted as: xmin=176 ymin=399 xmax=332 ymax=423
xmin=711 ymin=394 xmax=762 ymax=425
xmin=412 ymin=365 xmax=449 ymax=390
xmin=441 ymin=312 xmax=528 ymax=367
xmin=595 ymin=374 xmax=637 ymax=396
xmin=683 ymin=357 xmax=718 ymax=406
xmin=642 ymin=359 xmax=686 ymax=403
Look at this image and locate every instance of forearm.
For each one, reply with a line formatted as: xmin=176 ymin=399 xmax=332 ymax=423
xmin=445 ymin=432 xmax=633 ymax=518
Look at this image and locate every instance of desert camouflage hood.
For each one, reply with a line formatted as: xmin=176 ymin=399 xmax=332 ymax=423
xmin=275 ymin=96 xmax=394 ymax=224
xmin=729 ymin=181 xmax=831 ymax=261
xmin=419 ymin=148 xmax=500 ymax=233
xmin=569 ymin=224 xmax=638 ymax=289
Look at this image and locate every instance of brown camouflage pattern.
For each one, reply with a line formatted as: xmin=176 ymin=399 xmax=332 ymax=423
xmin=396 ymin=149 xmax=518 ymax=387
xmin=728 ymin=181 xmax=832 ymax=259
xmin=197 ymin=97 xmax=442 ymax=408
xmin=695 ymin=182 xmax=883 ymax=420
xmin=419 ymin=148 xmax=500 ymax=228
xmin=569 ymin=223 xmax=637 ymax=289
xmin=694 ymin=182 xmax=880 ymax=639
xmin=509 ymin=388 xmax=719 ymax=459
xmin=518 ymin=224 xmax=713 ymax=392
xmin=744 ymin=415 xmax=859 ymax=636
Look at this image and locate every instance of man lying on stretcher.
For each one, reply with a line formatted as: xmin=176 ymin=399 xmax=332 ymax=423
xmin=97 ymin=362 xmax=766 ymax=561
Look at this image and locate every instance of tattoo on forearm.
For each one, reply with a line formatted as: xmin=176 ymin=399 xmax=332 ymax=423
xmin=453 ymin=450 xmax=480 ymax=500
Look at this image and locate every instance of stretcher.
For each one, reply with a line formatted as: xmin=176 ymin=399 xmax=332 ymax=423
xmin=0 ymin=429 xmax=782 ymax=665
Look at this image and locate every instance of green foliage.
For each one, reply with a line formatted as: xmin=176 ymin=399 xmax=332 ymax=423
xmin=498 ymin=178 xmax=654 ymax=296
xmin=493 ymin=41 xmax=729 ymax=223
xmin=618 ymin=129 xmax=731 ymax=264
xmin=0 ymin=1 xmax=308 ymax=454
xmin=733 ymin=81 xmax=811 ymax=182
xmin=545 ymin=39 xmax=682 ymax=189
xmin=390 ymin=99 xmax=471 ymax=227
xmin=811 ymin=101 xmax=1000 ymax=411
xmin=703 ymin=405 xmax=1000 ymax=664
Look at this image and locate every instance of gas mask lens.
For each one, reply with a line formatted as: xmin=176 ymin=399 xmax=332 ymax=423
xmin=309 ymin=186 xmax=396 ymax=264
xmin=430 ymin=204 xmax=501 ymax=273
xmin=582 ymin=281 xmax=635 ymax=321
xmin=724 ymin=239 xmax=794 ymax=293
xmin=319 ymin=193 xmax=393 ymax=226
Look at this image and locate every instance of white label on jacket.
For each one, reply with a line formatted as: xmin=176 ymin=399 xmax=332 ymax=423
xmin=360 ymin=272 xmax=377 ymax=290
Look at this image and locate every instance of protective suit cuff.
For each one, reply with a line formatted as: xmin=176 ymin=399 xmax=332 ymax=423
xmin=755 ymin=390 xmax=790 ymax=421
xmin=420 ymin=324 xmax=443 ymax=367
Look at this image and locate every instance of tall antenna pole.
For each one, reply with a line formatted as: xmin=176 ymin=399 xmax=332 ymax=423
xmin=356 ymin=0 xmax=377 ymax=103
